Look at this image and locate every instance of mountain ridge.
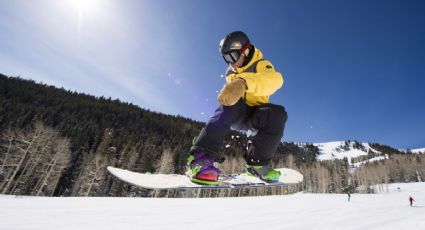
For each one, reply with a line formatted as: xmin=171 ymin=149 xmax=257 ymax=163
xmin=1 ymin=73 xmax=424 ymax=196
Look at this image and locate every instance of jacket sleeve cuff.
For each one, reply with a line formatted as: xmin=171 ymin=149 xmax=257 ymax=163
xmin=236 ymin=78 xmax=248 ymax=89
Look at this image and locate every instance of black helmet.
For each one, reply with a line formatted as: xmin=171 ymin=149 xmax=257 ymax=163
xmin=219 ymin=31 xmax=252 ymax=63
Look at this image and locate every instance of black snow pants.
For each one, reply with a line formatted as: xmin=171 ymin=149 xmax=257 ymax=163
xmin=191 ymin=99 xmax=287 ymax=166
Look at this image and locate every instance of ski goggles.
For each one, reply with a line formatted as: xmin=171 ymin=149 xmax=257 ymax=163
xmin=222 ymin=42 xmax=251 ymax=64
xmin=222 ymin=51 xmax=240 ymax=64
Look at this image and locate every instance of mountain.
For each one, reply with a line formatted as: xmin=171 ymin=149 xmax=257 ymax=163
xmin=314 ymin=141 xmax=381 ymax=161
xmin=310 ymin=141 xmax=388 ymax=169
xmin=409 ymin=148 xmax=425 ymax=154
xmin=1 ymin=74 xmax=424 ymax=197
xmin=311 ymin=141 xmax=424 ymax=168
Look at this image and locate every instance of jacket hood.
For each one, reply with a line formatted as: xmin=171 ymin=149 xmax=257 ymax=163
xmin=233 ymin=47 xmax=263 ymax=74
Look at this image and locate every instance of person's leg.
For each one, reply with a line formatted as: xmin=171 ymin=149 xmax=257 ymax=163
xmin=187 ymin=99 xmax=248 ymax=184
xmin=245 ymin=104 xmax=288 ymax=165
xmin=191 ymin=99 xmax=248 ymax=160
xmin=244 ymin=104 xmax=287 ymax=182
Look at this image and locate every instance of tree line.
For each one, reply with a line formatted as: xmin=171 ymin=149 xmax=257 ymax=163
xmin=0 ymin=74 xmax=423 ymax=197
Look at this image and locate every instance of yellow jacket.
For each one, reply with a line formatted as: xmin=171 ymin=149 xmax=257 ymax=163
xmin=226 ymin=48 xmax=284 ymax=106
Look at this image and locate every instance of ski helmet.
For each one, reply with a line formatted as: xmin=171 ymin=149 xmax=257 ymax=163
xmin=219 ymin=31 xmax=252 ymax=64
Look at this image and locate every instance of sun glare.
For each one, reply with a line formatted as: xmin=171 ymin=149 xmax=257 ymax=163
xmin=75 ymin=0 xmax=98 ymax=12
xmin=58 ymin=0 xmax=116 ymax=45
xmin=68 ymin=0 xmax=101 ymax=43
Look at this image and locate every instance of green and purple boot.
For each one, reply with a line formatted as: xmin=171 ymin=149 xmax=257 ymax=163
xmin=246 ymin=164 xmax=281 ymax=183
xmin=186 ymin=152 xmax=221 ymax=185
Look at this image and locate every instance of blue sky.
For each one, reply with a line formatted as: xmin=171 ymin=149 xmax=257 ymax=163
xmin=1 ymin=0 xmax=424 ymax=149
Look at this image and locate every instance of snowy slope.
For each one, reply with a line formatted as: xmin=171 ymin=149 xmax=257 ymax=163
xmin=315 ymin=141 xmax=367 ymax=161
xmin=314 ymin=141 xmax=382 ymax=162
xmin=411 ymin=148 xmax=425 ymax=154
xmin=352 ymin=155 xmax=389 ymax=168
xmin=1 ymin=182 xmax=424 ymax=230
xmin=313 ymin=141 xmax=424 ymax=168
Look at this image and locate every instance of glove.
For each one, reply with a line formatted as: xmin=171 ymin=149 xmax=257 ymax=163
xmin=218 ymin=78 xmax=247 ymax=106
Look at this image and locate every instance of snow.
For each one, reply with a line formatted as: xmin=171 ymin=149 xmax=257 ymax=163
xmin=1 ymin=182 xmax=424 ymax=230
xmin=314 ymin=141 xmax=369 ymax=161
xmin=411 ymin=148 xmax=425 ymax=154
xmin=314 ymin=141 xmax=391 ymax=168
xmin=363 ymin=142 xmax=382 ymax=154
xmin=313 ymin=141 xmax=425 ymax=170
xmin=352 ymin=154 xmax=389 ymax=168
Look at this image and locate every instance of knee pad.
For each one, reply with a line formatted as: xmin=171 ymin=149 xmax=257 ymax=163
xmin=252 ymin=107 xmax=271 ymax=129
xmin=252 ymin=105 xmax=288 ymax=130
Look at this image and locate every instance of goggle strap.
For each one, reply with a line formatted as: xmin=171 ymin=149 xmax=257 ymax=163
xmin=240 ymin=42 xmax=251 ymax=54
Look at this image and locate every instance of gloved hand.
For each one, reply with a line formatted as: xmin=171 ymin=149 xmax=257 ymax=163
xmin=218 ymin=78 xmax=247 ymax=106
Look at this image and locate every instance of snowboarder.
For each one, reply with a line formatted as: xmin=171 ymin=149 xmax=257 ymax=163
xmin=409 ymin=196 xmax=414 ymax=206
xmin=186 ymin=31 xmax=287 ymax=185
xmin=347 ymin=192 xmax=351 ymax=202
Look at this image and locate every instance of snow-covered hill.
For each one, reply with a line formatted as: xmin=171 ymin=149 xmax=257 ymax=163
xmin=308 ymin=141 xmax=425 ymax=168
xmin=310 ymin=141 xmax=389 ymax=168
xmin=410 ymin=148 xmax=425 ymax=154
xmin=314 ymin=141 xmax=379 ymax=161
xmin=1 ymin=182 xmax=424 ymax=230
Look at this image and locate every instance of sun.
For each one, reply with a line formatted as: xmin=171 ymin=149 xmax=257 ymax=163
xmin=74 ymin=0 xmax=98 ymax=12
xmin=66 ymin=0 xmax=102 ymax=41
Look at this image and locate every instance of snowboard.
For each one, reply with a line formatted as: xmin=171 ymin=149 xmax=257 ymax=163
xmin=107 ymin=166 xmax=303 ymax=189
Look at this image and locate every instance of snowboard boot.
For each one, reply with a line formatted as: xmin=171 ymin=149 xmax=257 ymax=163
xmin=246 ymin=163 xmax=281 ymax=183
xmin=186 ymin=152 xmax=220 ymax=185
